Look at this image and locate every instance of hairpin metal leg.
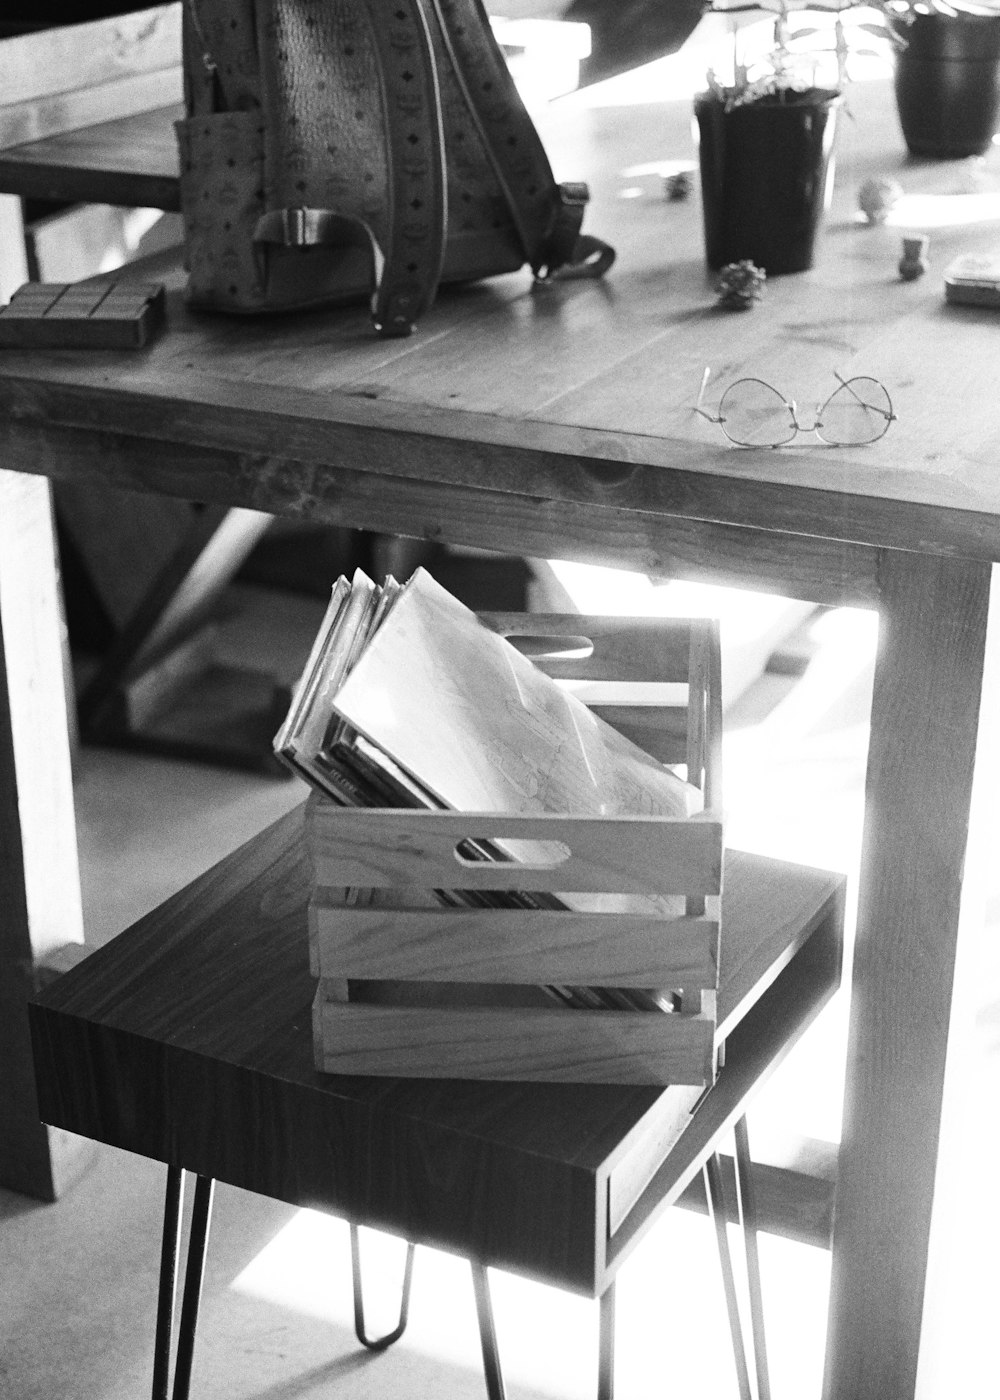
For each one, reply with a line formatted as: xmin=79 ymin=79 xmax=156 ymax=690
xmin=350 ymin=1224 xmax=416 ymax=1351
xmin=471 ymin=1262 xmax=614 ymax=1400
xmin=704 ymin=1153 xmax=753 ymax=1400
xmin=470 ymin=1261 xmax=507 ymax=1400
xmin=170 ymin=1175 xmax=215 ymax=1400
xmin=734 ymin=1115 xmax=771 ymax=1400
xmin=598 ymin=1283 xmax=616 ymax=1400
xmin=152 ymin=1166 xmax=185 ymax=1400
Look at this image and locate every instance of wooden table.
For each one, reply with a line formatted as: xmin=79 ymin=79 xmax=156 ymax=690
xmin=2 ymin=69 xmax=1000 ymax=1400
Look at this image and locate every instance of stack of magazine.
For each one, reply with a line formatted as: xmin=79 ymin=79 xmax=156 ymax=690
xmin=274 ymin=567 xmax=703 ymax=1014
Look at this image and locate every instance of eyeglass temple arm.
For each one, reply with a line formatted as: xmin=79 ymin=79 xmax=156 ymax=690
xmin=833 ymin=370 xmax=897 ymax=421
xmin=694 ymin=366 xmax=723 ymax=423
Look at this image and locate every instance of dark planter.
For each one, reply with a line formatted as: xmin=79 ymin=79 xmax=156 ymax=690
xmin=894 ymin=10 xmax=1000 ymax=158
xmin=694 ymin=90 xmax=840 ymax=276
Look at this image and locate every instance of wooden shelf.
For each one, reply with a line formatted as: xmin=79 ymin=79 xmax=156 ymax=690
xmin=0 ymin=104 xmax=181 ymax=209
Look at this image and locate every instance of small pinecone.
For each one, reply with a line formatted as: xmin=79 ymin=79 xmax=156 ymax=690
xmin=716 ymin=260 xmax=766 ymax=310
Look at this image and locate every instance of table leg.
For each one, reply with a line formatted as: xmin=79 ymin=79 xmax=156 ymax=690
xmin=171 ymin=1175 xmax=215 ymax=1400
xmin=350 ymin=1224 xmax=416 ymax=1350
xmin=152 ymin=1166 xmax=186 ymax=1400
xmin=0 ymin=468 xmax=89 ymax=1199
xmin=824 ymin=550 xmax=997 ymax=1399
xmin=470 ymin=1261 xmax=508 ymax=1400
xmin=734 ymin=1116 xmax=770 ymax=1400
xmin=704 ymin=1154 xmax=753 ymax=1400
xmin=597 ymin=1283 xmax=615 ymax=1400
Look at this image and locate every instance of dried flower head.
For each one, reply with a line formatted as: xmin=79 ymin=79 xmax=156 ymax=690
xmin=716 ymin=260 xmax=767 ymax=308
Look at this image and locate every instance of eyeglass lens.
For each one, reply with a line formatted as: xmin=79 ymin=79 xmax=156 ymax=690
xmin=718 ymin=379 xmax=797 ymax=448
xmin=816 ymin=376 xmax=893 ymax=446
xmin=717 ymin=380 xmax=795 ymax=445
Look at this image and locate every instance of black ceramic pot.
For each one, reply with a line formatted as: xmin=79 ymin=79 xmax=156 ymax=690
xmin=894 ymin=10 xmax=1000 ymax=158
xmin=694 ymin=89 xmax=840 ymax=275
xmin=694 ymin=88 xmax=834 ymax=274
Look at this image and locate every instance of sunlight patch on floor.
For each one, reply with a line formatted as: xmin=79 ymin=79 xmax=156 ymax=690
xmin=229 ymin=1197 xmax=833 ymax=1400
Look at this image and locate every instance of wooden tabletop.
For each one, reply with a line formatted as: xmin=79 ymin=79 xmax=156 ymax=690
xmin=2 ymin=80 xmax=1000 ymax=592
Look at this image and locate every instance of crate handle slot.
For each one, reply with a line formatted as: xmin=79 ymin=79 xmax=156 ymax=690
xmin=504 ymin=634 xmax=594 ymax=661
xmin=452 ymin=838 xmax=572 ymax=869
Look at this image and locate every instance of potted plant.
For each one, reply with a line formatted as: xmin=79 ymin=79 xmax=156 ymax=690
xmin=694 ymin=1 xmax=899 ymax=274
xmin=886 ymin=0 xmax=1000 ymax=158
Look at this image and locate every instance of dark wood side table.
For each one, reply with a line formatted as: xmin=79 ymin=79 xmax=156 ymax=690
xmin=29 ymin=804 xmax=844 ymax=1398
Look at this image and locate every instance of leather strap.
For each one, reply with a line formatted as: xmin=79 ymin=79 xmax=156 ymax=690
xmin=428 ymin=0 xmax=612 ymax=279
xmin=534 ymin=183 xmax=615 ymax=282
xmin=255 ymin=0 xmax=447 ymax=337
xmin=363 ymin=0 xmax=448 ymax=335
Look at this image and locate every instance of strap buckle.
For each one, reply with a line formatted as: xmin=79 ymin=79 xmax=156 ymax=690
xmin=532 ymin=182 xmax=591 ymax=281
xmin=281 ymin=207 xmax=309 ymax=246
xmin=558 ymin=181 xmax=590 ymax=210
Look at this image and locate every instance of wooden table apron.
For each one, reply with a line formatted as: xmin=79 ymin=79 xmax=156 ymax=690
xmin=2 ymin=80 xmax=1000 ymax=1400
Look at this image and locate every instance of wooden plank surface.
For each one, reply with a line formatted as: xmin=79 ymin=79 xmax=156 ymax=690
xmin=0 ymin=410 xmax=884 ymax=608
xmin=308 ymin=809 xmax=722 ymax=896
xmin=0 ymin=104 xmax=182 ymax=209
xmin=310 ymin=904 xmax=719 ymax=987
xmin=313 ymin=999 xmax=716 ymax=1084
xmin=29 ymin=805 xmax=844 ymax=1290
xmin=0 ymin=84 xmax=999 ymax=563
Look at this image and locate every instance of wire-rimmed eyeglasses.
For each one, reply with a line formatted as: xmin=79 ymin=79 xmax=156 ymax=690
xmin=694 ymin=367 xmax=896 ymax=448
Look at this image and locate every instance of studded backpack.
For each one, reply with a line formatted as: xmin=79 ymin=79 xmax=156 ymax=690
xmin=176 ymin=0 xmax=614 ymax=337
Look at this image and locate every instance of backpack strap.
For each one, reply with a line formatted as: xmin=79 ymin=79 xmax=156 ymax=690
xmin=253 ymin=0 xmax=448 ymax=337
xmin=427 ymin=0 xmax=614 ymax=282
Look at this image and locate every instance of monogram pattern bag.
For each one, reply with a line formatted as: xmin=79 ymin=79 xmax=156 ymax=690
xmin=176 ymin=0 xmax=615 ymax=336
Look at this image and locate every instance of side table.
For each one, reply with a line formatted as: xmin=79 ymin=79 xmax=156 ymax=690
xmin=29 ymin=803 xmax=844 ymax=1397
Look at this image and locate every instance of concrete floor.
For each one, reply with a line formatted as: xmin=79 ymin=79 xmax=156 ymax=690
xmin=1 ymin=580 xmax=997 ymax=1399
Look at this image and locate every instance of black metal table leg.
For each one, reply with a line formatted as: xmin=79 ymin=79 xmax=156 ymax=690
xmin=704 ymin=1153 xmax=754 ymax=1400
xmin=350 ymin=1224 xmax=416 ymax=1351
xmin=170 ymin=1174 xmax=215 ymax=1400
xmin=152 ymin=1166 xmax=185 ymax=1400
xmin=597 ymin=1282 xmax=616 ymax=1400
xmin=470 ymin=1261 xmax=508 ymax=1400
xmin=734 ymin=1115 xmax=771 ymax=1400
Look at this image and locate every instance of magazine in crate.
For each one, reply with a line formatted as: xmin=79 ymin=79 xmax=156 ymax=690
xmin=274 ymin=567 xmax=703 ymax=1012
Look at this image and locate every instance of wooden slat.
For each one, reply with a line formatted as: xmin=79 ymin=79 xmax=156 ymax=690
xmin=482 ymin=612 xmax=698 ymax=681
xmin=309 ymin=902 xmax=718 ymax=987
xmin=0 ymin=412 xmax=884 ymax=609
xmin=313 ymin=998 xmax=716 ymax=1085
xmin=676 ymin=1134 xmax=839 ymax=1251
xmin=307 ymin=807 xmax=723 ymax=896
xmin=0 ymin=355 xmax=982 ymax=583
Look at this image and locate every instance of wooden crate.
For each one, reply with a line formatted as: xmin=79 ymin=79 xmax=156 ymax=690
xmin=306 ymin=614 xmax=723 ymax=1085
